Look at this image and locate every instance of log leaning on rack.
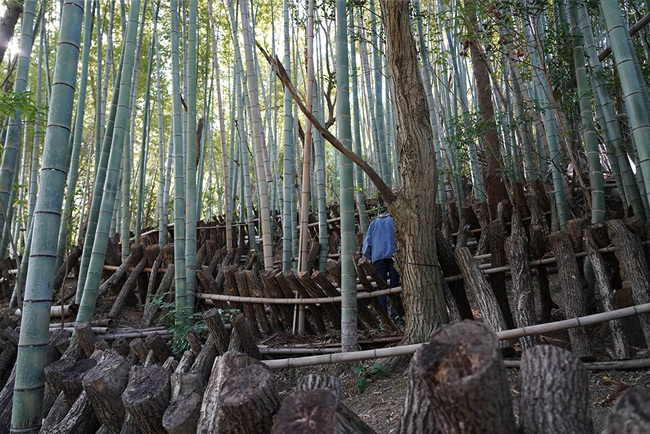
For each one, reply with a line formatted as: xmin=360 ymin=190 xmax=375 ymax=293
xmin=549 ymin=231 xmax=594 ymax=361
xmin=122 ymin=365 xmax=171 ymax=433
xmin=519 ymin=345 xmax=593 ymax=434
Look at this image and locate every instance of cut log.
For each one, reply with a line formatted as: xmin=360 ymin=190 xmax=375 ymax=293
xmin=196 ymin=352 xmax=262 ymax=433
xmin=488 ymin=221 xmax=515 ymax=329
xmin=203 ymin=308 xmax=230 ymax=355
xmin=549 ymin=231 xmax=595 ymax=360
xmin=175 ymin=351 xmax=195 ymax=374
xmin=398 ymin=321 xmax=516 ymax=434
xmin=40 ymin=392 xmax=70 ymax=433
xmin=584 ymin=229 xmax=629 ymax=360
xmin=0 ymin=366 xmax=15 ymax=433
xmin=52 ymin=245 xmax=82 ymax=293
xmin=141 ymin=263 xmax=175 ymax=327
xmin=228 ymin=313 xmax=262 ymax=359
xmin=296 ymin=374 xmax=343 ymax=399
xmin=0 ymin=343 xmax=16 ymax=390
xmin=191 ymin=334 xmax=218 ymax=383
xmin=41 ymin=391 xmax=99 ymax=434
xmin=99 ymin=244 xmax=144 ymax=297
xmin=122 ymin=365 xmax=171 ymax=434
xmin=529 ymin=223 xmax=556 ymax=321
xmin=109 ymin=255 xmax=148 ymax=318
xmin=129 ymin=337 xmax=149 ymax=363
xmin=260 ymin=271 xmax=294 ymax=328
xmin=74 ymin=322 xmax=96 ymax=358
xmin=435 ymin=230 xmax=473 ymax=320
xmin=354 ymin=259 xmax=396 ymax=330
xmin=272 ymin=389 xmax=376 ymax=434
xmin=284 ymin=271 xmax=327 ymax=333
xmin=604 ymin=387 xmax=650 ymax=434
xmin=60 ymin=358 xmax=97 ymax=404
xmin=45 ymin=357 xmax=78 ymax=398
xmin=162 ymin=392 xmax=202 ymax=434
xmin=454 ymin=247 xmax=510 ymax=348
xmin=313 ymin=270 xmax=377 ymax=329
xmin=145 ymin=332 xmax=175 ymax=363
xmin=519 ymin=345 xmax=593 ymax=434
xmin=145 ymin=247 xmax=164 ymax=304
xmin=298 ymin=271 xmax=341 ymax=329
xmin=473 ymin=202 xmax=490 ymax=255
xmin=82 ymin=351 xmax=130 ymax=434
xmin=219 ymin=364 xmax=280 ymax=434
xmin=504 ymin=212 xmax=540 ymax=351
xmin=186 ymin=329 xmax=202 ymax=356
xmin=607 ymin=219 xmax=650 ymax=349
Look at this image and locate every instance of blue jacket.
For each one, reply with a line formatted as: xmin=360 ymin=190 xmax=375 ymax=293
xmin=362 ymin=213 xmax=396 ymax=263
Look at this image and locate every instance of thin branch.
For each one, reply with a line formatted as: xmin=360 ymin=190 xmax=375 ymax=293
xmin=256 ymin=41 xmax=397 ymax=204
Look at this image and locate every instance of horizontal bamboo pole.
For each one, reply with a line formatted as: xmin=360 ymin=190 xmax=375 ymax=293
xmin=197 ymin=286 xmax=403 ymax=305
xmin=504 ymin=358 xmax=650 ymax=371
xmin=262 ymin=302 xmax=650 ymax=369
xmin=15 ymin=305 xmax=73 ymax=318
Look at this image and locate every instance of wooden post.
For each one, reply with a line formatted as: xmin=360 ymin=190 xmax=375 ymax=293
xmin=519 ymin=345 xmax=593 ymax=434
xmin=488 ymin=220 xmax=515 ymax=329
xmin=202 ymin=308 xmax=230 ymax=355
xmin=228 ymin=313 xmax=262 ymax=359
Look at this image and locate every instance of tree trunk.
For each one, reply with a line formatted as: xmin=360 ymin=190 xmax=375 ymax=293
xmin=435 ymin=230 xmax=473 ymax=319
xmin=109 ymin=255 xmax=147 ymax=318
xmin=549 ymin=231 xmax=594 ymax=360
xmin=141 ymin=263 xmax=174 ymax=327
xmin=190 ymin=335 xmax=218 ymax=383
xmin=0 ymin=0 xmax=22 ymax=66
xmin=380 ymin=0 xmax=449 ymax=351
xmin=202 ymin=308 xmax=230 ymax=355
xmin=296 ymin=374 xmax=343 ymax=399
xmin=488 ymin=221 xmax=515 ymax=328
xmin=272 ymin=389 xmax=376 ymax=434
xmin=519 ymin=345 xmax=593 ymax=434
xmin=40 ymin=392 xmax=70 ymax=433
xmin=398 ymin=321 xmax=516 ymax=434
xmin=227 ymin=313 xmax=262 ymax=359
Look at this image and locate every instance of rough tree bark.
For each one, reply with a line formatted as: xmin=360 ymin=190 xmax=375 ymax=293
xmin=0 ymin=0 xmax=23 ymax=66
xmin=604 ymin=387 xmax=650 ymax=433
xmin=379 ymin=0 xmax=449 ymax=350
xmin=519 ymin=345 xmax=593 ymax=434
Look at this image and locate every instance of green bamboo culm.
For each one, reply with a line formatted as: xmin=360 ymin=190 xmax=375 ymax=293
xmin=600 ymin=0 xmax=650 ymax=212
xmin=75 ymin=50 xmax=124 ymax=304
xmin=170 ymin=0 xmax=187 ymax=321
xmin=337 ymin=0 xmax=358 ymax=352
xmin=55 ymin=0 xmax=95 ymax=272
xmin=568 ymin=5 xmax=605 ymax=224
xmin=281 ymin=0 xmax=295 ymax=272
xmin=0 ymin=0 xmax=38 ymax=250
xmin=240 ymin=0 xmax=274 ymax=269
xmin=185 ymin=0 xmax=198 ymax=309
xmin=10 ymin=1 xmax=85 ymax=431
xmin=75 ymin=1 xmax=141 ymax=323
xmin=154 ymin=0 xmax=167 ymax=248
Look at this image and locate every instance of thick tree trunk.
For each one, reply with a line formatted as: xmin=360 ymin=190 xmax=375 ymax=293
xmin=465 ymin=1 xmax=508 ymax=219
xmin=272 ymin=389 xmax=376 ymax=434
xmin=519 ymin=345 xmax=593 ymax=434
xmin=604 ymin=387 xmax=650 ymax=433
xmin=549 ymin=231 xmax=594 ymax=360
xmin=380 ymin=0 xmax=449 ymax=350
xmin=398 ymin=321 xmax=516 ymax=434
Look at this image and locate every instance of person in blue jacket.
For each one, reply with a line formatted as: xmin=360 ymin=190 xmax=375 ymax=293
xmin=362 ymin=211 xmax=400 ymax=319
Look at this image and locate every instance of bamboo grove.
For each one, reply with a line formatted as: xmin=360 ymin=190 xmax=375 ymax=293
xmin=0 ymin=0 xmax=647 ymax=430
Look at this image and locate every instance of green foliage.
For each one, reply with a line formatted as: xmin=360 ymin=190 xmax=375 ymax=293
xmin=0 ymin=91 xmax=46 ymax=124
xmin=353 ymin=363 xmax=389 ymax=394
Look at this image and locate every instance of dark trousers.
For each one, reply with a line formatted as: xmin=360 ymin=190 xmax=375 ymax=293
xmin=373 ymin=258 xmax=400 ymax=317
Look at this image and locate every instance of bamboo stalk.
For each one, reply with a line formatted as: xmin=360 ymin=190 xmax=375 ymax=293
xmin=262 ymin=302 xmax=650 ymax=369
